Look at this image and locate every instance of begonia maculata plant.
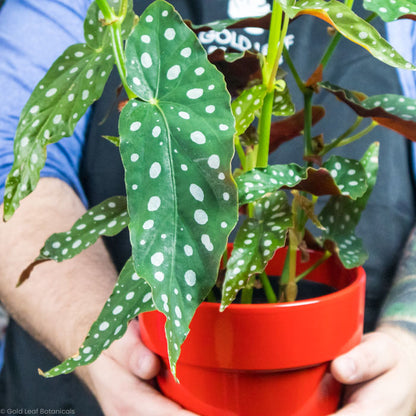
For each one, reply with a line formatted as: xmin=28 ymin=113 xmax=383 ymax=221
xmin=5 ymin=0 xmax=416 ymax=378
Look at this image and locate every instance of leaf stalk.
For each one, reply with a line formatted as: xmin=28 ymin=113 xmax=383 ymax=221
xmin=96 ymin=0 xmax=136 ymax=99
xmin=321 ymin=120 xmax=377 ymax=155
xmin=259 ymin=272 xmax=278 ymax=303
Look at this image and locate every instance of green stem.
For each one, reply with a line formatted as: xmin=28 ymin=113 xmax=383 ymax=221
xmin=221 ymin=246 xmax=229 ymax=266
xmin=264 ymin=0 xmax=283 ymax=86
xmin=235 ymin=136 xmax=247 ymax=171
xmin=288 ymin=229 xmax=298 ymax=284
xmin=96 ymin=0 xmax=136 ymax=99
xmin=206 ymin=289 xmax=217 ymax=303
xmin=256 ymin=91 xmax=274 ymax=168
xmin=320 ymin=0 xmax=355 ymax=68
xmin=259 ymin=272 xmax=278 ymax=303
xmin=110 ymin=23 xmax=136 ymax=99
xmin=295 ymin=251 xmax=332 ymax=282
xmin=331 ymin=120 xmax=378 ymax=149
xmin=256 ymin=2 xmax=290 ymax=169
xmin=241 ymin=287 xmax=253 ymax=304
xmin=95 ymin=0 xmax=116 ymax=21
xmin=320 ymin=116 xmax=363 ymax=156
xmin=246 ymin=146 xmax=258 ymax=171
xmin=320 ymin=32 xmax=342 ymax=69
xmin=283 ymin=46 xmax=307 ymax=93
xmin=303 ymin=89 xmax=314 ymax=158
xmin=267 ymin=14 xmax=290 ymax=91
xmin=119 ymin=0 xmax=129 ymax=23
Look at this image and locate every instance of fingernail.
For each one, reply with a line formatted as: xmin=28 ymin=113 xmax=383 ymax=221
xmin=337 ymin=356 xmax=357 ymax=381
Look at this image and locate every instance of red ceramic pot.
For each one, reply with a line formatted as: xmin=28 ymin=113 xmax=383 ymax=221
xmin=139 ymin=248 xmax=366 ymax=416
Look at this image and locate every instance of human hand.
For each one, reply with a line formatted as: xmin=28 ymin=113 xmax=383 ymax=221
xmin=79 ymin=319 xmax=198 ymax=416
xmin=329 ymin=327 xmax=416 ymax=415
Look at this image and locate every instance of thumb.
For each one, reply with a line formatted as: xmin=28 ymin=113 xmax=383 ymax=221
xmin=105 ymin=319 xmax=161 ymax=380
xmin=330 ymin=332 xmax=398 ymax=384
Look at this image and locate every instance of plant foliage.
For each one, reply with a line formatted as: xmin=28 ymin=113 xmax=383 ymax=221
xmin=7 ymin=0 xmax=416 ymax=380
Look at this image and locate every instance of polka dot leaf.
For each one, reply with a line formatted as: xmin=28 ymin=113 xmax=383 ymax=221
xmin=3 ymin=0 xmax=116 ymax=222
xmin=119 ymin=0 xmax=238 ymax=376
xmin=319 ymin=142 xmax=379 ymax=268
xmin=35 ymin=196 xmax=128 ymax=263
xmin=272 ymin=80 xmax=295 ymax=116
xmin=236 ymin=159 xmax=367 ymax=206
xmin=286 ymin=0 xmax=415 ymax=70
xmin=232 ymin=84 xmax=267 ymax=136
xmin=363 ymin=0 xmax=416 ymax=22
xmin=322 ymin=155 xmax=367 ymax=199
xmin=321 ymin=82 xmax=416 ymax=140
xmin=40 ymin=257 xmax=155 ymax=378
xmin=221 ymin=191 xmax=292 ymax=310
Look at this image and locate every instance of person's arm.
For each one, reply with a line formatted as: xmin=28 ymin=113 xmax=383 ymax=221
xmin=329 ymin=225 xmax=416 ymax=415
xmin=379 ymin=224 xmax=416 ymax=335
xmin=0 ymin=1 xmax=197 ymax=414
xmin=327 ymin=20 xmax=416 ymax=416
xmin=0 ymin=178 xmax=196 ymax=415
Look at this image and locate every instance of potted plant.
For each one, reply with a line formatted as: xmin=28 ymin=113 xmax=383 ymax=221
xmin=4 ymin=0 xmax=416 ymax=414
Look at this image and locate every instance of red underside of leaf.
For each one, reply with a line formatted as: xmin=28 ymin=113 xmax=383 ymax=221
xmin=270 ymin=106 xmax=325 ymax=153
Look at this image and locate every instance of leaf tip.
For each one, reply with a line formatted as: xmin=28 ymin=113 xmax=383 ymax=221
xmin=17 ymin=259 xmax=50 ymax=287
xmin=2 ymin=207 xmax=13 ymax=223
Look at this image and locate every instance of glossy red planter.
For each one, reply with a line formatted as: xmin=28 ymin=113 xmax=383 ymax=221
xmin=139 ymin=248 xmax=366 ymax=416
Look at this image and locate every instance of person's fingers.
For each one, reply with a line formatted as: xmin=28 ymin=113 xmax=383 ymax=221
xmin=105 ymin=319 xmax=161 ymax=380
xmin=328 ymin=359 xmax=412 ymax=416
xmin=88 ymin=347 xmax=199 ymax=416
xmin=331 ymin=332 xmax=399 ymax=384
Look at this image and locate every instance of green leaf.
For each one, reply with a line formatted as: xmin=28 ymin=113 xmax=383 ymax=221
xmin=319 ymin=142 xmax=380 ymax=268
xmin=102 ymin=135 xmax=120 ymax=146
xmin=237 ymin=159 xmax=367 ymax=206
xmin=232 ymin=84 xmax=267 ymax=136
xmin=40 ymin=258 xmax=155 ymax=378
xmin=363 ymin=0 xmax=416 ymax=22
xmin=221 ymin=192 xmax=292 ymax=310
xmin=119 ymin=0 xmax=238 ymax=375
xmin=272 ymin=80 xmax=295 ymax=116
xmin=285 ymin=0 xmax=415 ymax=70
xmin=18 ymin=196 xmax=128 ymax=286
xmin=4 ymin=1 xmax=115 ymax=221
xmin=363 ymin=94 xmax=416 ymax=121
xmin=37 ymin=196 xmax=128 ymax=262
xmin=237 ymin=164 xmax=307 ymax=205
xmin=321 ymin=82 xmax=416 ymax=140
xmin=322 ymin=155 xmax=367 ymax=199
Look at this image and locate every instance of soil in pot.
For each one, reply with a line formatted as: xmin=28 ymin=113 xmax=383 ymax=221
xmin=211 ymin=275 xmax=336 ymax=303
